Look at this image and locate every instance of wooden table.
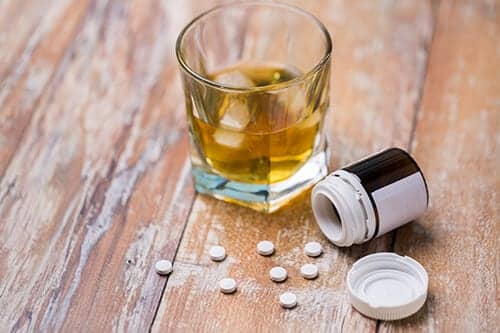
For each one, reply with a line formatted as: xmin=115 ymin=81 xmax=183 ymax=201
xmin=1 ymin=0 xmax=498 ymax=332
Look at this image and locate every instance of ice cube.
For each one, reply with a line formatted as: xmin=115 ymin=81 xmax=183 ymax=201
xmin=289 ymin=91 xmax=307 ymax=116
xmin=283 ymin=86 xmax=310 ymax=124
xmin=213 ymin=128 xmax=245 ymax=149
xmin=219 ymin=99 xmax=250 ymax=130
xmin=214 ymin=70 xmax=255 ymax=88
xmin=300 ymin=110 xmax=321 ymax=128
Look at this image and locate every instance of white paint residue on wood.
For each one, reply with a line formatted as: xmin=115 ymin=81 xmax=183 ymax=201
xmin=41 ymin=137 xmax=163 ymax=331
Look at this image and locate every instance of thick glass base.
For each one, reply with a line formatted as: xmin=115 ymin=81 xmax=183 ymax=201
xmin=191 ymin=150 xmax=328 ymax=213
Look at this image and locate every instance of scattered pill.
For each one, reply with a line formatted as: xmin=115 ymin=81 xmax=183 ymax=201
xmin=209 ymin=245 xmax=227 ymax=262
xmin=219 ymin=278 xmax=237 ymax=294
xmin=304 ymin=241 xmax=322 ymax=257
xmin=257 ymin=240 xmax=275 ymax=256
xmin=155 ymin=259 xmax=173 ymax=275
xmin=279 ymin=292 xmax=297 ymax=309
xmin=300 ymin=263 xmax=319 ymax=279
xmin=269 ymin=266 xmax=288 ymax=282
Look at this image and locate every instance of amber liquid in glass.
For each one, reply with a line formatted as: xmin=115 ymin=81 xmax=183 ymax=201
xmin=188 ymin=63 xmax=326 ymax=185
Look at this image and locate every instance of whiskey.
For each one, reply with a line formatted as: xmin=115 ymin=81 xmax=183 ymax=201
xmin=187 ymin=63 xmax=327 ymax=184
xmin=176 ymin=1 xmax=332 ymax=212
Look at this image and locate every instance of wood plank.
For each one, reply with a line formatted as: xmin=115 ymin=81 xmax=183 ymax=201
xmin=0 ymin=0 xmax=66 ymax=81
xmin=152 ymin=1 xmax=435 ymax=331
xmin=0 ymin=0 xmax=199 ymax=331
xmin=380 ymin=0 xmax=500 ymax=331
xmin=0 ymin=0 xmax=93 ymax=179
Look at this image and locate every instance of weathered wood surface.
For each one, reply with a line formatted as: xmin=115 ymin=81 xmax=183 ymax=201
xmin=0 ymin=0 xmax=498 ymax=332
xmin=0 ymin=0 xmax=197 ymax=331
xmin=153 ymin=0 xmax=435 ymax=332
xmin=380 ymin=1 xmax=500 ymax=332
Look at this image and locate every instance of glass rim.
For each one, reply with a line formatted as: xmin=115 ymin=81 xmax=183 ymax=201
xmin=175 ymin=0 xmax=333 ymax=92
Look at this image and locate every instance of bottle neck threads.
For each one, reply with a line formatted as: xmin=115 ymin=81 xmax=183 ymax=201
xmin=312 ymin=171 xmax=377 ymax=247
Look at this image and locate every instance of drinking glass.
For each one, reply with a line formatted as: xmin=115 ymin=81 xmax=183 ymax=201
xmin=176 ymin=1 xmax=332 ymax=212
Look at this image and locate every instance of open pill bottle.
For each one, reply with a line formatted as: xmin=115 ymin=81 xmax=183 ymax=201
xmin=311 ymin=148 xmax=428 ymax=247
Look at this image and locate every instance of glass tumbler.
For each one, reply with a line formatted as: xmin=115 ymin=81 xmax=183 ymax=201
xmin=176 ymin=1 xmax=332 ymax=213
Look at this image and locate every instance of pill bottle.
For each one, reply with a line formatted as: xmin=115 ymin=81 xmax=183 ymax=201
xmin=311 ymin=148 xmax=428 ymax=247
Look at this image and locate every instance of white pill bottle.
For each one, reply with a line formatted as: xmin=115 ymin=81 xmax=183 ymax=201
xmin=311 ymin=148 xmax=429 ymax=247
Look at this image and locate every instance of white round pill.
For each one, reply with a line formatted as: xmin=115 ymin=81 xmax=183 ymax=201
xmin=269 ymin=266 xmax=288 ymax=282
xmin=300 ymin=263 xmax=319 ymax=279
xmin=209 ymin=245 xmax=226 ymax=262
xmin=304 ymin=241 xmax=322 ymax=257
xmin=155 ymin=259 xmax=173 ymax=275
xmin=279 ymin=292 xmax=297 ymax=309
xmin=219 ymin=278 xmax=237 ymax=294
xmin=257 ymin=240 xmax=275 ymax=256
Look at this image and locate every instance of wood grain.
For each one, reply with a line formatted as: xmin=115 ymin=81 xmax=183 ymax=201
xmin=0 ymin=0 xmax=198 ymax=331
xmin=1 ymin=0 xmax=498 ymax=332
xmin=0 ymin=0 xmax=92 ymax=178
xmin=381 ymin=0 xmax=500 ymax=331
xmin=152 ymin=1 xmax=435 ymax=332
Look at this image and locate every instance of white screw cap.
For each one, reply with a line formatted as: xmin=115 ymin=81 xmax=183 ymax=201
xmin=347 ymin=252 xmax=428 ymax=320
